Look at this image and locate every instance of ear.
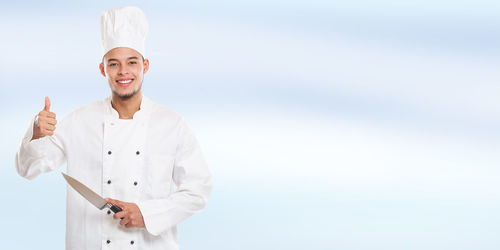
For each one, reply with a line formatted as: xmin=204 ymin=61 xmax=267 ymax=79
xmin=143 ymin=59 xmax=150 ymax=74
xmin=99 ymin=63 xmax=106 ymax=77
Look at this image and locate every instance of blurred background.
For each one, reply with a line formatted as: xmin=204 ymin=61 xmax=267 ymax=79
xmin=1 ymin=0 xmax=500 ymax=249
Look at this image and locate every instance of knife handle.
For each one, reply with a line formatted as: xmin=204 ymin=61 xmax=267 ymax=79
xmin=110 ymin=204 xmax=122 ymax=213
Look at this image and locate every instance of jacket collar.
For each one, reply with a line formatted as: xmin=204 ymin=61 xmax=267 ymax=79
xmin=105 ymin=95 xmax=152 ymax=121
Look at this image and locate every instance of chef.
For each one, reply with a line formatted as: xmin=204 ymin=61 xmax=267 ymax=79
xmin=15 ymin=6 xmax=212 ymax=250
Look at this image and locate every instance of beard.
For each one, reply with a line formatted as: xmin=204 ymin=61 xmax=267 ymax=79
xmin=111 ymin=81 xmax=142 ymax=100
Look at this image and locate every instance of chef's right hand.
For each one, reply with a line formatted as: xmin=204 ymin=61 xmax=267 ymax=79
xmin=31 ymin=96 xmax=57 ymax=141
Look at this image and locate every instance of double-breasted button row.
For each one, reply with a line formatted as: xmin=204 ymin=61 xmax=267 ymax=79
xmin=107 ymin=150 xmax=140 ymax=155
xmin=105 ymin=179 xmax=137 ymax=186
xmin=105 ymin=239 xmax=135 ymax=244
xmin=105 ymin=239 xmax=134 ymax=245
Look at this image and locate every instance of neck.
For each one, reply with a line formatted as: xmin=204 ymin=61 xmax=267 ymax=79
xmin=111 ymin=91 xmax=143 ymax=119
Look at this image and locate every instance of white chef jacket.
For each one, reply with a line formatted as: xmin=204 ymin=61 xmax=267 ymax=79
xmin=15 ymin=96 xmax=212 ymax=250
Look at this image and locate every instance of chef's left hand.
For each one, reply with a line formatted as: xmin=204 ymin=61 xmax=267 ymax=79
xmin=105 ymin=198 xmax=145 ymax=228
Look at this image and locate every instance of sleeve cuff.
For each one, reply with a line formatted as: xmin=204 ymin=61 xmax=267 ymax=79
xmin=20 ymin=116 xmax=51 ymax=158
xmin=136 ymin=199 xmax=166 ymax=236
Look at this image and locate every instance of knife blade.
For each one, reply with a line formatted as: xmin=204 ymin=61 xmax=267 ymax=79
xmin=62 ymin=173 xmax=122 ymax=214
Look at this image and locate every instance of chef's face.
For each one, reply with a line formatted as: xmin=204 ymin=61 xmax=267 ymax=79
xmin=99 ymin=47 xmax=150 ymax=100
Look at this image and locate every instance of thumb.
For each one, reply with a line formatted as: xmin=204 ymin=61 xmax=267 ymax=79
xmin=44 ymin=96 xmax=51 ymax=111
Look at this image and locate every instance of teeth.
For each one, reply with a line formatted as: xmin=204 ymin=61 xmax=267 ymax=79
xmin=118 ymin=80 xmax=132 ymax=84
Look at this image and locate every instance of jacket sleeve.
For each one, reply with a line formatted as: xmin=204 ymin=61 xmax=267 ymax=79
xmin=15 ymin=116 xmax=66 ymax=180
xmin=137 ymin=119 xmax=212 ymax=236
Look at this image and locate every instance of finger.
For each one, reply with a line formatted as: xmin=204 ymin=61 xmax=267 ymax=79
xmin=37 ymin=115 xmax=48 ymax=124
xmin=38 ymin=111 xmax=56 ymax=120
xmin=106 ymin=198 xmax=124 ymax=211
xmin=105 ymin=198 xmax=119 ymax=206
xmin=41 ymin=118 xmax=57 ymax=126
xmin=46 ymin=112 xmax=56 ymax=119
xmin=46 ymin=118 xmax=57 ymax=126
xmin=44 ymin=96 xmax=51 ymax=111
xmin=43 ymin=129 xmax=54 ymax=136
xmin=114 ymin=210 xmax=127 ymax=220
xmin=112 ymin=200 xmax=127 ymax=209
xmin=120 ymin=217 xmax=131 ymax=226
xmin=43 ymin=124 xmax=56 ymax=131
xmin=124 ymin=218 xmax=138 ymax=228
xmin=39 ymin=122 xmax=55 ymax=131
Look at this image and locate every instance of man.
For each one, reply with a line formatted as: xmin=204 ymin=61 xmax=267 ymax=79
xmin=15 ymin=6 xmax=212 ymax=250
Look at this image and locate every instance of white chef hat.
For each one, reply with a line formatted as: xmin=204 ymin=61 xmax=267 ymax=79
xmin=101 ymin=6 xmax=149 ymax=58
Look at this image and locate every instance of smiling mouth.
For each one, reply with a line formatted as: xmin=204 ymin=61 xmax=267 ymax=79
xmin=116 ymin=79 xmax=133 ymax=87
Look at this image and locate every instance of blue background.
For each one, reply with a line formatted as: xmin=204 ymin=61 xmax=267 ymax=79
xmin=1 ymin=0 xmax=500 ymax=249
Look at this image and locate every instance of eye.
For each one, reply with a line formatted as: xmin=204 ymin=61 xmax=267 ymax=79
xmin=129 ymin=61 xmax=137 ymax=65
xmin=108 ymin=63 xmax=118 ymax=67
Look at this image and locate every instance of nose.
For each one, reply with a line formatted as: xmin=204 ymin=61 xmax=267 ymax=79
xmin=118 ymin=65 xmax=129 ymax=75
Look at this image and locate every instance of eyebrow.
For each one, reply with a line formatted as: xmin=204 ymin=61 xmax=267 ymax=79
xmin=107 ymin=57 xmax=140 ymax=62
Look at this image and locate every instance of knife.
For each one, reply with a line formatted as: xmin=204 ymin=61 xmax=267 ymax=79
xmin=62 ymin=173 xmax=122 ymax=214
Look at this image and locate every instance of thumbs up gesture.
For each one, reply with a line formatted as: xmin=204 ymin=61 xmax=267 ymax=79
xmin=32 ymin=96 xmax=57 ymax=140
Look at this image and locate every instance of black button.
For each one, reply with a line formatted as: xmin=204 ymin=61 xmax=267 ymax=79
xmin=106 ymin=240 xmax=111 ymax=244
xmin=107 ymin=180 xmax=111 ymax=184
xmin=107 ymin=210 xmax=111 ymax=215
xmin=133 ymin=181 xmax=138 ymax=186
xmin=108 ymin=151 xmax=112 ymax=155
xmin=130 ymin=240 xmax=134 ymax=245
xmin=136 ymin=151 xmax=140 ymax=155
